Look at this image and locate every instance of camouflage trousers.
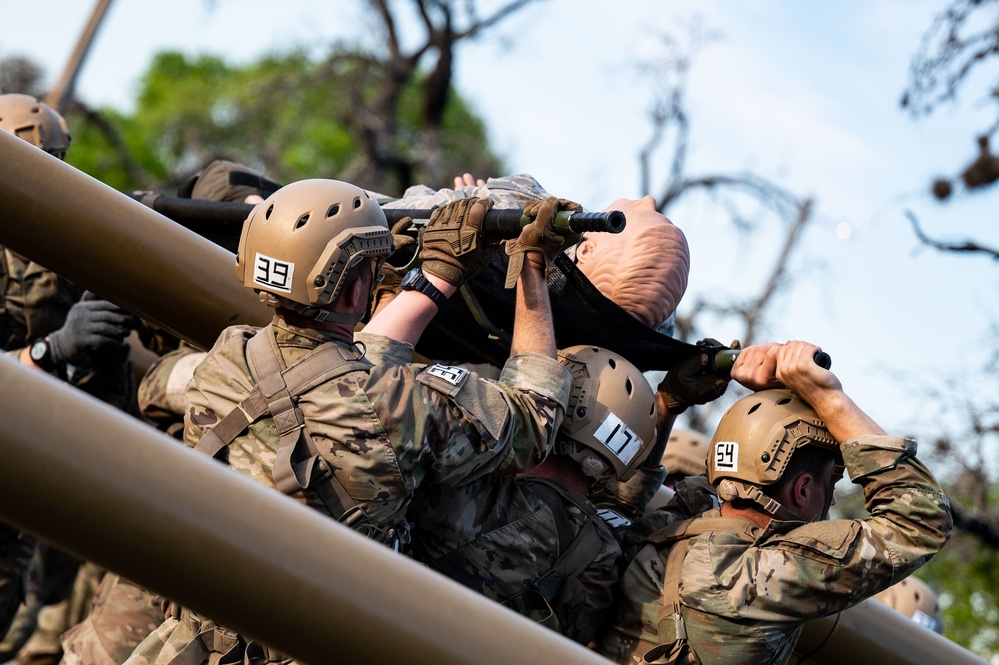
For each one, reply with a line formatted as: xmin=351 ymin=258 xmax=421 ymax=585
xmin=124 ymin=605 xmax=295 ymax=665
xmin=59 ymin=573 xmax=163 ymax=665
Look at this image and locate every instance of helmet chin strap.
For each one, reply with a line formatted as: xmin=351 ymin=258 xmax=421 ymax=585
xmin=716 ymin=479 xmax=808 ymax=522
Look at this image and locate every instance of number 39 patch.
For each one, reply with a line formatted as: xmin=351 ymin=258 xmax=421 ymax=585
xmin=714 ymin=441 xmax=739 ymax=472
xmin=253 ymin=252 xmax=295 ymax=293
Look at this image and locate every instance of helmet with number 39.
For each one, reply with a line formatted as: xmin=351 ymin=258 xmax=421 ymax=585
xmin=708 ymin=389 xmax=839 ymax=511
xmin=556 ymin=346 xmax=659 ymax=483
xmin=236 ymin=179 xmax=393 ymax=322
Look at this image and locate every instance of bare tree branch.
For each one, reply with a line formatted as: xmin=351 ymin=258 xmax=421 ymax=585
xmin=905 ymin=209 xmax=999 ymax=260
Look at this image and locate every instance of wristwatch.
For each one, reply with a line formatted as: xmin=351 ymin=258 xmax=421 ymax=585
xmin=28 ymin=337 xmax=58 ymax=373
xmin=400 ymin=267 xmax=449 ymax=312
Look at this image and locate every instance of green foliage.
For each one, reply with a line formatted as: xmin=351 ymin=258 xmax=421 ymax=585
xmin=66 ymin=48 xmax=503 ymax=194
xmin=919 ymin=531 xmax=999 ymax=657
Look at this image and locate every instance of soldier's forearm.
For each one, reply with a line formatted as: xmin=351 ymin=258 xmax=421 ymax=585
xmin=510 ymin=254 xmax=555 ymax=358
xmin=363 ymin=272 xmax=457 ymax=346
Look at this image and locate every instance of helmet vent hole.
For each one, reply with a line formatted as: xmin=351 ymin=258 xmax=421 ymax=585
xmin=608 ymin=358 xmax=617 ymax=369
xmin=777 ymin=397 xmax=792 ymax=406
xmin=353 ymin=197 xmax=362 ymax=209
xmin=625 ymin=377 xmax=633 ymax=394
xmin=295 ymin=213 xmax=310 ymax=229
xmin=327 ymin=204 xmax=340 ymax=217
xmin=265 ymin=204 xmax=274 ymax=219
xmin=748 ymin=404 xmax=762 ymax=415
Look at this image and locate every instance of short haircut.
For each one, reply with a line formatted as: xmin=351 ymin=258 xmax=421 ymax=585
xmin=761 ymin=443 xmax=840 ymax=500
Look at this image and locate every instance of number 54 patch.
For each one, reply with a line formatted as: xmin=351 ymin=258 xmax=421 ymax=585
xmin=714 ymin=441 xmax=739 ymax=472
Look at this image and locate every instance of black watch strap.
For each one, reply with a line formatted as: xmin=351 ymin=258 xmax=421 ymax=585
xmin=401 ymin=268 xmax=449 ymax=312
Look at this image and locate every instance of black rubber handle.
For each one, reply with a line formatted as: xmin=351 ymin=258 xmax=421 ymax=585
xmin=126 ymin=193 xmax=627 ymax=238
xmin=712 ymin=349 xmax=832 ymax=373
xmin=385 ymin=208 xmax=626 ymax=236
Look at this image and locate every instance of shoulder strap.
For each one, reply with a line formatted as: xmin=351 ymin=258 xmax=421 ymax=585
xmin=517 ymin=478 xmax=605 ymax=637
xmin=643 ymin=514 xmax=762 ymax=664
xmin=194 ymin=325 xmax=374 ymax=532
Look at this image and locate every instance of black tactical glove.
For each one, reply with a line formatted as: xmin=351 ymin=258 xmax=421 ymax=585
xmin=503 ymin=196 xmax=583 ymax=288
xmin=418 ymin=198 xmax=495 ymax=287
xmin=47 ymin=295 xmax=135 ymax=366
xmin=657 ymin=338 xmax=737 ymax=414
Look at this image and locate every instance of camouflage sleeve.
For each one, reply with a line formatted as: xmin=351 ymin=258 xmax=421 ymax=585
xmin=0 ymin=525 xmax=34 ymax=637
xmin=369 ymin=352 xmax=571 ymax=487
xmin=137 ymin=344 xmax=206 ymax=426
xmin=182 ymin=327 xmax=258 ymax=450
xmin=714 ymin=435 xmax=952 ymax=622
xmin=353 ymin=331 xmax=415 ymax=366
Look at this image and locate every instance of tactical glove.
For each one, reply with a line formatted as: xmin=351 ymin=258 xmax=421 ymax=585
xmin=418 ymin=198 xmax=495 ymax=287
xmin=657 ymin=338 xmax=736 ymax=414
xmin=389 ymin=216 xmax=417 ymax=254
xmin=503 ymin=196 xmax=582 ymax=288
xmin=47 ymin=295 xmax=135 ymax=366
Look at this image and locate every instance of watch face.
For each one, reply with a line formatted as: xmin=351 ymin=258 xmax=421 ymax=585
xmin=30 ymin=340 xmax=48 ymax=362
xmin=401 ymin=269 xmax=421 ymax=289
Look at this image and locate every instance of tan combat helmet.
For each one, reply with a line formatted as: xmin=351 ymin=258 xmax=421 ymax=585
xmin=873 ymin=576 xmax=944 ymax=634
xmin=662 ymin=428 xmax=709 ymax=478
xmin=557 ymin=345 xmax=659 ymax=482
xmin=236 ymin=179 xmax=393 ymax=323
xmin=707 ymin=389 xmax=840 ymax=518
xmin=0 ymin=93 xmax=71 ymax=159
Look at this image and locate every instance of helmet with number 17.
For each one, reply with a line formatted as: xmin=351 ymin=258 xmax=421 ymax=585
xmin=556 ymin=346 xmax=659 ymax=483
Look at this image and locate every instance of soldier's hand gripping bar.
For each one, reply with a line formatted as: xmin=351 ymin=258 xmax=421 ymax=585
xmin=383 ymin=208 xmax=626 ymax=236
xmin=711 ymin=348 xmax=832 ymax=373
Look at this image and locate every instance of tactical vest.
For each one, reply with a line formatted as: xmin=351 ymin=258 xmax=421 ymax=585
xmin=640 ymin=515 xmax=761 ymax=665
xmin=194 ymin=324 xmax=405 ymax=549
xmin=501 ymin=477 xmax=611 ymax=645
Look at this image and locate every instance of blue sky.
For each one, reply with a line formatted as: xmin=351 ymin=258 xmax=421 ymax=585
xmin=3 ymin=0 xmax=997 ymax=440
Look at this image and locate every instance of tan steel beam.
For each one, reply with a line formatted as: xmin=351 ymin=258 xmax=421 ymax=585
xmin=0 ymin=355 xmax=611 ymax=665
xmin=0 ymin=129 xmax=270 ymax=350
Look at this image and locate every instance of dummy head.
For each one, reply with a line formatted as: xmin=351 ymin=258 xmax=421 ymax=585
xmin=574 ymin=196 xmax=689 ymax=332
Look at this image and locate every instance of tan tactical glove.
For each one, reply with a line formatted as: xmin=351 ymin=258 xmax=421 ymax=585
xmin=419 ymin=197 xmax=495 ymax=287
xmin=503 ymin=196 xmax=582 ymax=288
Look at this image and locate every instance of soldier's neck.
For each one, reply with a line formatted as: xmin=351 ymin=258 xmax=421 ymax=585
xmin=720 ymin=501 xmax=772 ymax=529
xmin=521 ymin=454 xmax=592 ymax=496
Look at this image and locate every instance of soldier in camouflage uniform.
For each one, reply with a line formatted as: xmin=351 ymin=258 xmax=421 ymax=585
xmin=125 ymin=179 xmax=577 ymax=664
xmin=0 ymin=93 xmax=137 ymax=664
xmin=596 ymin=340 xmax=953 ymax=665
xmin=59 ymin=159 xmax=282 ymax=665
xmin=408 ymin=345 xmax=659 ymax=645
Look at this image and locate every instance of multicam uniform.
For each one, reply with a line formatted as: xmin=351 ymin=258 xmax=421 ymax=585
xmin=597 ymin=434 xmax=952 ymax=665
xmin=408 ymin=475 xmax=621 ymax=645
xmin=125 ymin=320 xmax=570 ymax=663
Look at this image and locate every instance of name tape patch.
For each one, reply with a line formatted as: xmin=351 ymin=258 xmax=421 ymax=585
xmin=593 ymin=412 xmax=644 ymax=466
xmin=714 ymin=441 xmax=739 ymax=472
xmin=425 ymin=364 xmax=469 ymax=386
xmin=253 ymin=252 xmax=295 ymax=293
